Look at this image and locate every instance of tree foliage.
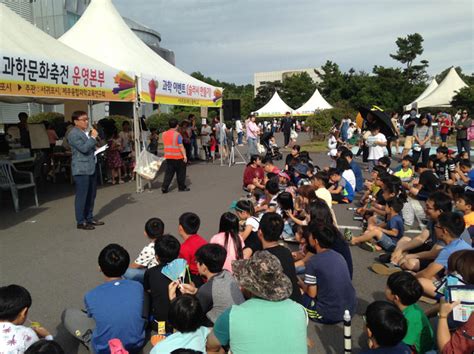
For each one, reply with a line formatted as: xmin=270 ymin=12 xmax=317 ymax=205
xmin=451 ymin=86 xmax=474 ymax=113
xmin=306 ymin=101 xmax=356 ymax=140
xmin=390 ymin=33 xmax=429 ymax=84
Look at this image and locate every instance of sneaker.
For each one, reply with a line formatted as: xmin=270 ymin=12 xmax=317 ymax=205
xmin=359 ymin=242 xmax=376 ymax=252
xmin=378 ymin=253 xmax=392 ymax=264
xmin=343 ymin=228 xmax=353 ymax=242
xmin=371 ymin=263 xmax=401 ymax=275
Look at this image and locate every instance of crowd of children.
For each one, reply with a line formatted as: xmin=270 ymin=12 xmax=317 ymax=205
xmin=2 ymin=122 xmax=474 ymax=353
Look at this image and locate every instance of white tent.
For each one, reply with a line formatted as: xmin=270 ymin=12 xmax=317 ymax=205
xmin=294 ymin=89 xmax=332 ymax=116
xmin=59 ymin=0 xmax=222 ymax=107
xmin=0 ymin=3 xmax=134 ymax=104
xmin=254 ymin=92 xmax=294 ymax=117
xmin=415 ymin=68 xmax=468 ymax=109
xmin=404 ymin=79 xmax=438 ymax=111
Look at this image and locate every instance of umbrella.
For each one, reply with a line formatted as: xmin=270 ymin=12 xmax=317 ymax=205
xmin=358 ymin=106 xmax=396 ymax=138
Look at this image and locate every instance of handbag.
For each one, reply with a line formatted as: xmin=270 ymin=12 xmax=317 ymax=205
xmin=467 ymin=122 xmax=474 ymax=141
xmin=134 ymin=149 xmax=164 ymax=180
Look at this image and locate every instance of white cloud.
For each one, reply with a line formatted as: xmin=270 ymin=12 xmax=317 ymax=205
xmin=113 ymin=0 xmax=474 ymax=84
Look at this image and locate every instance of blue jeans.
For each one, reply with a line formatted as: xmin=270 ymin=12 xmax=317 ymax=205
xmin=377 ymin=234 xmax=397 ymax=252
xmin=123 ymin=267 xmax=146 ymax=283
xmin=73 ymin=171 xmax=97 ymax=224
xmin=247 ymin=137 xmax=258 ymax=157
xmin=456 ymin=138 xmax=470 ymax=157
xmin=237 ymin=132 xmax=243 ymax=145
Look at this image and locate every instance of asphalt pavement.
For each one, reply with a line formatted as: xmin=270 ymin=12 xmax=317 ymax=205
xmin=0 ymin=132 xmax=425 ymax=353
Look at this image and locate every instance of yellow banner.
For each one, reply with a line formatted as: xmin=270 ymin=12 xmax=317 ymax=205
xmin=0 ymin=79 xmax=135 ymax=102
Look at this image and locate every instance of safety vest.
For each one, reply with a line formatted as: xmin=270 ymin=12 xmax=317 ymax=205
xmin=163 ymin=129 xmax=183 ymax=160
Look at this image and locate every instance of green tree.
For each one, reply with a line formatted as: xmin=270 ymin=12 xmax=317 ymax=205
xmin=451 ymin=86 xmax=474 ymax=113
xmin=314 ymin=61 xmax=346 ymax=103
xmin=280 ymin=72 xmax=316 ymax=109
xmin=390 ymin=33 xmax=429 ymax=84
xmin=254 ymin=81 xmax=283 ymax=111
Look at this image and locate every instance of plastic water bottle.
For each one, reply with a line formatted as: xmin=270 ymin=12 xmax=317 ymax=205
xmin=343 ymin=310 xmax=351 ymax=353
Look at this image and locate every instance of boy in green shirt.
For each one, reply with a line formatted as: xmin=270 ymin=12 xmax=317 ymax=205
xmin=385 ymin=271 xmax=434 ymax=353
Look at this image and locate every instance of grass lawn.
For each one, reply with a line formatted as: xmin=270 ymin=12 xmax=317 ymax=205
xmin=300 ymin=139 xmax=328 ymax=152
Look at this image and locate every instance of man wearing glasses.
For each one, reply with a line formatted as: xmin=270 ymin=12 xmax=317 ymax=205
xmin=68 ymin=111 xmax=104 ymax=230
xmin=455 ymin=110 xmax=471 ymax=157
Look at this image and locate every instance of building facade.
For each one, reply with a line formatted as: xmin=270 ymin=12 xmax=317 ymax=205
xmin=254 ymin=68 xmax=322 ymax=96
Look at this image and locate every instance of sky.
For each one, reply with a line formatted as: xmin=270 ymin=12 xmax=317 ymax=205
xmin=113 ymin=0 xmax=474 ymax=85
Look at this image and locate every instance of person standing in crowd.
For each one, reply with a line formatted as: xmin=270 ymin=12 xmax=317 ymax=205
xmin=246 ymin=114 xmax=259 ymax=158
xmin=17 ymin=112 xmax=31 ymax=148
xmin=438 ymin=113 xmax=452 ymax=147
xmin=281 ymin=111 xmax=293 ymax=148
xmin=179 ymin=120 xmax=192 ymax=162
xmin=119 ymin=121 xmax=133 ymax=179
xmin=339 ymin=117 xmax=351 ymax=143
xmin=455 ymin=109 xmax=471 ymax=157
xmin=366 ymin=125 xmax=387 ymax=173
xmin=161 ymin=118 xmax=189 ymax=193
xmin=189 ymin=114 xmax=199 ymax=161
xmin=68 ymin=111 xmax=104 ymax=230
xmin=200 ymin=119 xmax=212 ymax=161
xmin=148 ymin=128 xmax=159 ymax=156
xmin=235 ymin=118 xmax=244 ymax=146
xmin=388 ymin=112 xmax=400 ymax=157
xmin=402 ymin=110 xmax=417 ymax=158
xmin=412 ymin=113 xmax=433 ymax=166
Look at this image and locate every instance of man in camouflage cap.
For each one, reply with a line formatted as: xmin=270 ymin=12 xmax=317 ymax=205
xmin=231 ymin=250 xmax=293 ymax=301
xmin=206 ymin=251 xmax=308 ymax=354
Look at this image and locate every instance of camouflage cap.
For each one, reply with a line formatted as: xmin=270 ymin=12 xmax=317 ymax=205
xmin=232 ymin=250 xmax=292 ymax=301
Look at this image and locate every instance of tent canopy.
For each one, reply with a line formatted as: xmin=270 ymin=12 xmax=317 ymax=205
xmin=404 ymin=79 xmax=438 ymax=111
xmin=254 ymin=92 xmax=294 ymax=118
xmin=59 ymin=0 xmax=222 ymax=107
xmin=415 ymin=68 xmax=468 ymax=109
xmin=294 ymin=89 xmax=332 ymax=116
xmin=0 ymin=3 xmax=133 ymax=104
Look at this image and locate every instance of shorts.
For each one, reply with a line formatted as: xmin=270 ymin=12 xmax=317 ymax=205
xmin=244 ymin=232 xmax=262 ymax=253
xmin=441 ymin=133 xmax=448 ymax=143
xmin=302 ymin=295 xmax=338 ymax=324
xmin=377 ymin=234 xmax=397 ymax=252
xmin=404 ymin=136 xmax=414 ymax=149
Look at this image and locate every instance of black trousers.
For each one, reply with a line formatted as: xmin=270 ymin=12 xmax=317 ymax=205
xmin=283 ymin=131 xmax=291 ymax=146
xmin=162 ymin=159 xmax=187 ymax=191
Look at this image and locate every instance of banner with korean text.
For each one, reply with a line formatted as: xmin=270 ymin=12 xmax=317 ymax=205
xmin=0 ymin=53 xmax=136 ymax=102
xmin=140 ymin=75 xmax=222 ymax=107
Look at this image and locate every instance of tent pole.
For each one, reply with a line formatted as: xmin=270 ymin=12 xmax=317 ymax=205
xmin=134 ymin=75 xmax=143 ymax=193
xmin=87 ymin=100 xmax=93 ymax=129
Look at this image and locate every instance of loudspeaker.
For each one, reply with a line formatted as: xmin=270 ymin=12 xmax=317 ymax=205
xmin=223 ymin=99 xmax=241 ymax=121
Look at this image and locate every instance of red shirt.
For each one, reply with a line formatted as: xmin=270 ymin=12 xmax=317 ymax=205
xmin=243 ymin=165 xmax=265 ymax=187
xmin=440 ymin=117 xmax=451 ymax=135
xmin=179 ymin=234 xmax=208 ymax=275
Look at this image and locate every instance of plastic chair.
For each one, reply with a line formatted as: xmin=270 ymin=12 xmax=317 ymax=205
xmin=0 ymin=161 xmax=39 ymax=212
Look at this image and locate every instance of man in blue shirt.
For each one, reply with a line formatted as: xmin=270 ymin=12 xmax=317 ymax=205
xmin=63 ymin=244 xmax=145 ymax=354
xmin=415 ymin=212 xmax=472 ymax=299
xmin=341 ymin=149 xmax=364 ymax=192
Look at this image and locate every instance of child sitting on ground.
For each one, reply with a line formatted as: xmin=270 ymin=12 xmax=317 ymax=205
xmin=385 ymin=272 xmax=434 ymax=353
xmin=258 ymin=212 xmax=302 ymax=303
xmin=351 ymin=198 xmax=404 ymax=253
xmin=178 ymin=213 xmax=208 ymax=287
xmin=150 ymin=294 xmax=208 ymax=353
xmin=300 ymin=225 xmax=356 ymax=323
xmin=0 ymin=285 xmax=53 ymax=353
xmin=328 ymin=168 xmax=354 ymax=204
xmin=394 ymin=156 xmax=414 ymax=183
xmin=234 ymin=200 xmax=261 ymax=259
xmin=378 ymin=156 xmax=393 ymax=175
xmin=210 ymin=212 xmax=244 ymax=273
xmin=124 ymin=217 xmax=165 ymax=282
xmin=360 ymin=301 xmax=411 ymax=353
xmin=63 ymin=244 xmax=145 ymax=354
xmin=455 ymin=191 xmax=474 ymax=228
xmin=144 ymin=234 xmax=181 ymax=334
xmin=179 ymin=244 xmax=245 ymax=324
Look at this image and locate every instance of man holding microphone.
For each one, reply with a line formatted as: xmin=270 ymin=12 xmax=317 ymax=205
xmin=68 ymin=111 xmax=104 ymax=230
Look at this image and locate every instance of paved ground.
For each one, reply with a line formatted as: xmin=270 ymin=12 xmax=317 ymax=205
xmin=0 ymin=132 xmax=425 ymax=353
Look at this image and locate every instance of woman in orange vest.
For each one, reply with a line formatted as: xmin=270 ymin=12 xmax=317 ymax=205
xmin=161 ymin=118 xmax=190 ymax=193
